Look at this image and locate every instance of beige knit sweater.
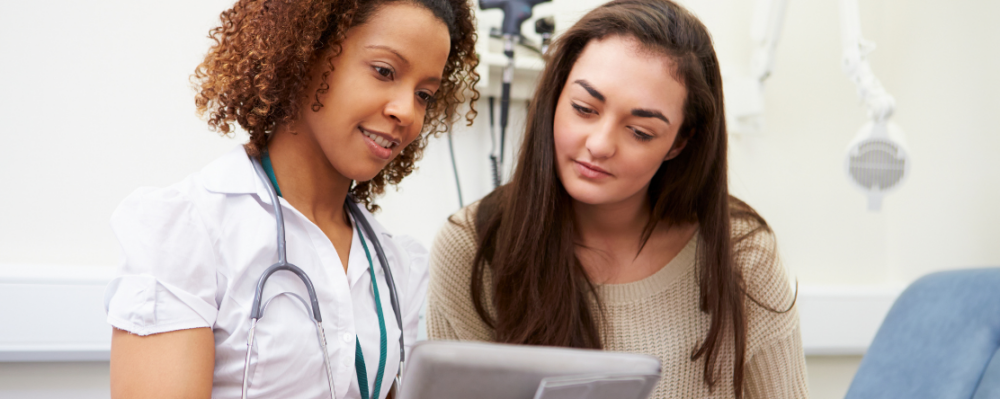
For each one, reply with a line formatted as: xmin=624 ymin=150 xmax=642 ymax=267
xmin=426 ymin=204 xmax=809 ymax=399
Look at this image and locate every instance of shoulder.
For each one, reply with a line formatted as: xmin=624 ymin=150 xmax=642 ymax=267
xmin=427 ymin=201 xmax=495 ymax=340
xmin=388 ymin=234 xmax=429 ymax=264
xmin=730 ymin=215 xmax=778 ymax=278
xmin=445 ymin=200 xmax=480 ymax=235
xmin=355 ymin=205 xmax=430 ymax=276
xmin=111 ymin=147 xmax=259 ymax=252
xmin=725 ymin=198 xmax=781 ymax=288
xmin=431 ymin=202 xmax=479 ymax=266
xmin=728 ymin=214 xmax=800 ymax=355
xmin=112 ymin=176 xmax=212 ymax=236
xmin=112 ymin=172 xmax=237 ymax=242
xmin=431 ymin=201 xmax=481 ymax=272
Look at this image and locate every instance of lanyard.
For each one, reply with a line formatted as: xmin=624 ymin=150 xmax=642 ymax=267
xmin=261 ymin=150 xmax=388 ymax=399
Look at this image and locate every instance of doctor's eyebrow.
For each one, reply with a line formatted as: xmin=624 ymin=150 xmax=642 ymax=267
xmin=366 ymin=44 xmax=410 ymax=67
xmin=366 ymin=44 xmax=442 ymax=84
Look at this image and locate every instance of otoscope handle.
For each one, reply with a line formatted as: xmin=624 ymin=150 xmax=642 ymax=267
xmin=479 ymin=0 xmax=551 ymax=36
xmin=500 ymin=83 xmax=511 ymax=132
xmin=499 ymin=81 xmax=511 ymax=164
xmin=535 ymin=16 xmax=555 ymax=35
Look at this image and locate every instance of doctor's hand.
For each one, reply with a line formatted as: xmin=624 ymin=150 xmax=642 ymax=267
xmin=110 ymin=327 xmax=215 ymax=399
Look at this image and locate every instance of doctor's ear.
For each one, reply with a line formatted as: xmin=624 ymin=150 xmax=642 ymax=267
xmin=664 ymin=137 xmax=688 ymax=161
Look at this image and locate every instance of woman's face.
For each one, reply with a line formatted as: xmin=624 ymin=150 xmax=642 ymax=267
xmin=553 ymin=35 xmax=688 ymax=207
xmin=301 ymin=2 xmax=450 ymax=181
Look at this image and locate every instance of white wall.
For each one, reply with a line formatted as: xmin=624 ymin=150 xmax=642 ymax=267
xmin=0 ymin=0 xmax=246 ymax=267
xmin=722 ymin=0 xmax=1000 ymax=286
xmin=2 ymin=0 xmax=998 ymax=398
xmin=5 ymin=0 xmax=994 ymax=282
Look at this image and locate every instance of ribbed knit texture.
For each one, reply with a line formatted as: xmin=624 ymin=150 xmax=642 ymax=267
xmin=427 ymin=204 xmax=809 ymax=399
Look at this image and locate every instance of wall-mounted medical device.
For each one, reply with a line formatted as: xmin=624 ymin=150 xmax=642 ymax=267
xmin=724 ymin=0 xmax=789 ymax=134
xmin=729 ymin=0 xmax=909 ymax=211
xmin=840 ymin=0 xmax=909 ymax=211
xmin=480 ymin=0 xmax=552 ymax=188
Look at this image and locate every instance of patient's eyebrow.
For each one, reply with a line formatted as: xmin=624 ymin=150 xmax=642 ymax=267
xmin=632 ymin=108 xmax=670 ymax=125
xmin=575 ymin=79 xmax=670 ymax=124
xmin=573 ymin=80 xmax=605 ymax=102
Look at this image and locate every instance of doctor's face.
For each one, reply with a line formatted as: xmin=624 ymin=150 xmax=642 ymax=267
xmin=553 ymin=35 xmax=688 ymax=207
xmin=301 ymin=2 xmax=450 ymax=181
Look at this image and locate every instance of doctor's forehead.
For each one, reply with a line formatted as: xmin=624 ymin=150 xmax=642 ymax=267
xmin=349 ymin=3 xmax=450 ymax=75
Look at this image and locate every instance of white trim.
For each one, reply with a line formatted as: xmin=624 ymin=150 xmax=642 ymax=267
xmin=0 ymin=265 xmax=116 ymax=362
xmin=0 ymin=346 xmax=111 ymax=362
xmin=0 ymin=264 xmax=902 ymax=361
xmin=796 ymin=284 xmax=904 ymax=356
xmin=0 ymin=264 xmax=116 ymax=285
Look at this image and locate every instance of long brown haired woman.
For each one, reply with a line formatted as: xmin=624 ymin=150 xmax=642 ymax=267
xmin=426 ymin=0 xmax=807 ymax=397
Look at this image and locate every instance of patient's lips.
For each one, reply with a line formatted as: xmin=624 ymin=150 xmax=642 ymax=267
xmin=574 ymin=159 xmax=613 ymax=179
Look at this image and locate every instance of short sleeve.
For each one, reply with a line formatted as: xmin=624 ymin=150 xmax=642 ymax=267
xmin=103 ymin=187 xmax=220 ymax=336
xmin=393 ymin=234 xmax=429 ymax=357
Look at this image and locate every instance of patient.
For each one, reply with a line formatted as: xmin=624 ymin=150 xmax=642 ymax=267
xmin=426 ymin=0 xmax=807 ymax=398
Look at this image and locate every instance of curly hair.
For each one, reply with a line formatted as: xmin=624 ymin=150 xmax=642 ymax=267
xmin=193 ymin=0 xmax=480 ymax=211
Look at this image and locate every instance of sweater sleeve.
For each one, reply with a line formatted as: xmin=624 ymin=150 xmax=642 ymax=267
xmin=426 ymin=204 xmax=495 ymax=342
xmin=733 ymin=217 xmax=810 ymax=398
xmin=744 ymin=324 xmax=810 ymax=399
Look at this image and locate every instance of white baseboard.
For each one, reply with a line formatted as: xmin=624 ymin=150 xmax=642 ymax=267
xmin=0 ymin=264 xmax=903 ymax=361
xmin=796 ymin=284 xmax=903 ymax=356
xmin=0 ymin=265 xmax=115 ymax=362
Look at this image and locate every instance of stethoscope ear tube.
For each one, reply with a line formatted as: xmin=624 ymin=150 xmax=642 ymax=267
xmin=246 ymin=153 xmax=403 ymax=398
xmin=346 ymin=199 xmax=406 ymax=365
xmin=250 ymin=263 xmax=324 ymax=322
xmin=250 ymin=156 xmax=324 ymax=322
xmin=246 ymin=156 xmax=336 ymax=399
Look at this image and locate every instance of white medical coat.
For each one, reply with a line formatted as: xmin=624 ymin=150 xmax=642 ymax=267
xmin=104 ymin=146 xmax=429 ymax=399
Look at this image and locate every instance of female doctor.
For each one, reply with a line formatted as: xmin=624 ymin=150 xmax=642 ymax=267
xmin=104 ymin=0 xmax=478 ymax=398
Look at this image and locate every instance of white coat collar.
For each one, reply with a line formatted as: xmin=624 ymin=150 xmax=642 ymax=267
xmin=199 ymin=146 xmax=289 ymax=209
xmin=199 ymin=146 xmax=394 ymax=240
xmin=200 ymin=146 xmax=261 ymax=196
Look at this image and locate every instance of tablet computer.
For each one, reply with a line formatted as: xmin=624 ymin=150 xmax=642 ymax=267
xmin=398 ymin=340 xmax=662 ymax=399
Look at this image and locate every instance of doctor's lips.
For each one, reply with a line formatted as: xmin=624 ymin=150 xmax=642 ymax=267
xmin=359 ymin=126 xmax=400 ymax=149
xmin=574 ymin=160 xmax=613 ymax=178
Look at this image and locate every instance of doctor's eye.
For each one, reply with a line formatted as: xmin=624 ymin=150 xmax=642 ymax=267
xmin=373 ymin=65 xmax=395 ymax=80
xmin=417 ymin=91 xmax=436 ymax=104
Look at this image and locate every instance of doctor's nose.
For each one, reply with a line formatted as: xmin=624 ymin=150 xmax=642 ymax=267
xmin=384 ymin=91 xmax=417 ymax=128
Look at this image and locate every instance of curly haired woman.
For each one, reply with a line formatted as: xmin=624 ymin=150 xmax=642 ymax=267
xmin=104 ymin=0 xmax=478 ymax=398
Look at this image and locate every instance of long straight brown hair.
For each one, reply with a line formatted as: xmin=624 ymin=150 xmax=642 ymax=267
xmin=469 ymin=0 xmax=770 ymax=396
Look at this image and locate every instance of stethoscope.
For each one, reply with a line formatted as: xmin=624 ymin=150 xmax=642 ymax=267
xmin=242 ymin=153 xmax=405 ymax=399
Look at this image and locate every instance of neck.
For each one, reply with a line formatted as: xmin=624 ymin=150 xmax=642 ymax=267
xmin=266 ymin=123 xmax=353 ymax=226
xmin=572 ymin=188 xmax=651 ymax=253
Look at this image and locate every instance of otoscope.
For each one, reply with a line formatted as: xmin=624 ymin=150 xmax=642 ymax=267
xmin=480 ymin=0 xmax=551 ymax=187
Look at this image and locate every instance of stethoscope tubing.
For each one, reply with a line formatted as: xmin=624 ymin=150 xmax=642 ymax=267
xmin=344 ymin=201 xmax=405 ymax=361
xmin=242 ymin=155 xmax=404 ymax=399
xmin=245 ymin=156 xmax=336 ymax=399
xmin=344 ymin=200 xmax=406 ymax=394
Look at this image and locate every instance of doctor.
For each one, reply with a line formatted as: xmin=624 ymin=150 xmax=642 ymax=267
xmin=104 ymin=0 xmax=479 ymax=398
